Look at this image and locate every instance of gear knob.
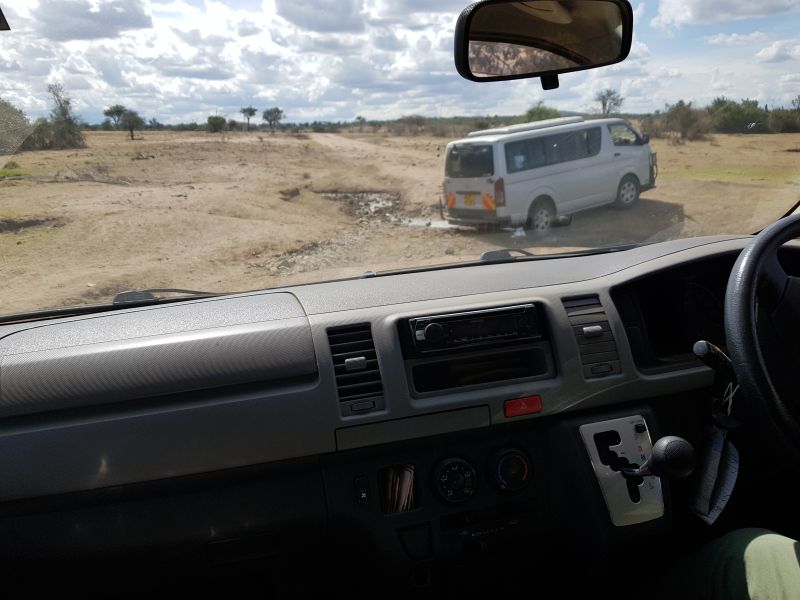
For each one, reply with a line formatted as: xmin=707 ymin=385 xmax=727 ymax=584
xmin=622 ymin=436 xmax=696 ymax=479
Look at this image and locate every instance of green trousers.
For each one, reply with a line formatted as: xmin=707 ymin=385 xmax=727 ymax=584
xmin=660 ymin=528 xmax=800 ymax=599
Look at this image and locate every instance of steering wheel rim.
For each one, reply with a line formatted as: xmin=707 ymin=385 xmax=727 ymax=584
xmin=725 ymin=214 xmax=800 ymax=464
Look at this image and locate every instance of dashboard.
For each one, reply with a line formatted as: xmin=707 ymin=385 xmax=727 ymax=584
xmin=0 ymin=234 xmax=781 ymax=589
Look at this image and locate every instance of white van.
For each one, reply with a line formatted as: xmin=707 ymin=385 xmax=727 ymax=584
xmin=442 ymin=117 xmax=657 ymax=232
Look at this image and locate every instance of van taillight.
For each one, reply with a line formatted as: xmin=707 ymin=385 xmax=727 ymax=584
xmin=494 ymin=178 xmax=506 ymax=207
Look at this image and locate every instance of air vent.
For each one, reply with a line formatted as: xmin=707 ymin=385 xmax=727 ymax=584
xmin=563 ymin=296 xmax=621 ymax=379
xmin=327 ymin=324 xmax=383 ymax=403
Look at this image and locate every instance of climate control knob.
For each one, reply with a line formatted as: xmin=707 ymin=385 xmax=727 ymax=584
xmin=491 ymin=449 xmax=531 ymax=493
xmin=434 ymin=458 xmax=478 ymax=503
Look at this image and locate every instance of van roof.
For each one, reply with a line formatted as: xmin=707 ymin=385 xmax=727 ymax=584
xmin=451 ymin=117 xmax=628 ymax=146
xmin=466 ymin=116 xmax=584 ymax=137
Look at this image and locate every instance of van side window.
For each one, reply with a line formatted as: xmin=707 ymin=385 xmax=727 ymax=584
xmin=608 ymin=124 xmax=639 ymax=146
xmin=504 ymin=126 xmax=602 ymax=174
xmin=505 ymin=138 xmax=546 ymax=174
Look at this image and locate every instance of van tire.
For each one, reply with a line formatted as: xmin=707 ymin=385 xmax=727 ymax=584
xmin=527 ymin=198 xmax=555 ymax=235
xmin=615 ymin=175 xmax=640 ymax=208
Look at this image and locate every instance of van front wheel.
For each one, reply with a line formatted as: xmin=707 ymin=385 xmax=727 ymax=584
xmin=527 ymin=200 xmax=554 ymax=235
xmin=615 ymin=176 xmax=640 ymax=209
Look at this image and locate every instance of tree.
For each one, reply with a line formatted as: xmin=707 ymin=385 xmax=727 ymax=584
xmin=207 ymin=115 xmax=226 ymax=133
xmin=120 ymin=109 xmax=145 ymax=140
xmin=792 ymin=95 xmax=800 ymax=111
xmin=524 ymin=101 xmax=560 ymax=122
xmin=595 ymin=88 xmax=624 ymax=116
xmin=34 ymin=83 xmax=86 ymax=149
xmin=262 ymin=107 xmax=284 ymax=133
xmin=103 ymin=104 xmax=127 ymax=129
xmin=240 ymin=106 xmax=257 ymax=131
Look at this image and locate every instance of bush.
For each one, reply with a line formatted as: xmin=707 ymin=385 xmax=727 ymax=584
xmin=708 ymin=98 xmax=769 ymax=133
xmin=640 ymin=113 xmax=667 ymax=139
xmin=524 ymin=101 xmax=560 ymax=122
xmin=768 ymin=109 xmax=800 ymax=133
xmin=19 ymin=84 xmax=85 ymax=151
xmin=207 ymin=115 xmax=227 ymax=133
xmin=665 ymin=100 xmax=710 ymax=140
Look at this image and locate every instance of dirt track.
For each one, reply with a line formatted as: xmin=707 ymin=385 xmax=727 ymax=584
xmin=1 ymin=130 xmax=799 ymax=315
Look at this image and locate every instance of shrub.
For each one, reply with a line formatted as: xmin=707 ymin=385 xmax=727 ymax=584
xmin=665 ymin=100 xmax=710 ymax=140
xmin=524 ymin=101 xmax=561 ymax=122
xmin=207 ymin=115 xmax=227 ymax=133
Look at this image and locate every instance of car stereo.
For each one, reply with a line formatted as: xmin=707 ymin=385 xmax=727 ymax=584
xmin=408 ymin=304 xmax=543 ymax=354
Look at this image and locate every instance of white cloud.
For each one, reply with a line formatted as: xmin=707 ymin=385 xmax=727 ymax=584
xmin=33 ymin=0 xmax=152 ymax=41
xmin=651 ymin=0 xmax=800 ymax=28
xmin=706 ymin=31 xmax=768 ymax=45
xmin=275 ymin=0 xmax=365 ymax=33
xmin=756 ymin=40 xmax=800 ymax=62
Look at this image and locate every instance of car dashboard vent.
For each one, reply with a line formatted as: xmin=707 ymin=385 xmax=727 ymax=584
xmin=327 ymin=324 xmax=383 ymax=405
xmin=563 ymin=296 xmax=622 ymax=379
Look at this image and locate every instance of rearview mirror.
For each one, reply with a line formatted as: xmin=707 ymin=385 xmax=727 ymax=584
xmin=454 ymin=0 xmax=633 ymax=88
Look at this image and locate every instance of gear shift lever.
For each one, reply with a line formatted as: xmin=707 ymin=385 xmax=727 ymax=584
xmin=622 ymin=436 xmax=696 ymax=479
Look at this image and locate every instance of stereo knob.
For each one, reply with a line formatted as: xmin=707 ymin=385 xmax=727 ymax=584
xmin=424 ymin=322 xmax=445 ymax=345
xmin=492 ymin=449 xmax=531 ymax=493
xmin=434 ymin=458 xmax=478 ymax=503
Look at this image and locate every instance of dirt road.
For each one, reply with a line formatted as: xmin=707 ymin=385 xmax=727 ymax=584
xmin=1 ymin=130 xmax=799 ymax=315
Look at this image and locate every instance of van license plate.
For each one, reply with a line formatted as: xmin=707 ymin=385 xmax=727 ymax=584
xmin=464 ymin=194 xmax=476 ymax=207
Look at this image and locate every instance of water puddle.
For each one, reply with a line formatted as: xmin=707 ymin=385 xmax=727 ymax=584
xmin=319 ymin=190 xmax=460 ymax=229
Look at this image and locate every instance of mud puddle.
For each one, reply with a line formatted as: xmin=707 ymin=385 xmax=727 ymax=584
xmin=318 ymin=190 xmax=461 ymax=229
xmin=0 ymin=217 xmax=61 ymax=234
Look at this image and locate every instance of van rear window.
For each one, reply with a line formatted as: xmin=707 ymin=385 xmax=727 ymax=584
xmin=445 ymin=144 xmax=494 ymax=177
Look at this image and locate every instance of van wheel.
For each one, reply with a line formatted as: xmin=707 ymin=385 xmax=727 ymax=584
xmin=527 ymin=200 xmax=554 ymax=235
xmin=615 ymin=176 xmax=640 ymax=208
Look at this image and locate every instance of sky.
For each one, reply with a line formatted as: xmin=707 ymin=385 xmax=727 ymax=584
xmin=0 ymin=0 xmax=798 ymax=124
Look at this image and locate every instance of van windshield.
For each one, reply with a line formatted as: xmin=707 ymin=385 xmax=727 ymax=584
xmin=446 ymin=144 xmax=495 ymax=178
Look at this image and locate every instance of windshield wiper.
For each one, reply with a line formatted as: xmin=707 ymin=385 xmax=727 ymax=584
xmin=479 ymin=244 xmax=641 ymax=264
xmin=112 ymin=288 xmax=222 ymax=306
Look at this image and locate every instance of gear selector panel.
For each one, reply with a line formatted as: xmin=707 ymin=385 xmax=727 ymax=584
xmin=580 ymin=416 xmax=664 ymax=526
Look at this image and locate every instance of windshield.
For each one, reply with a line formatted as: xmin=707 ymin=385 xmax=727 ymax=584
xmin=1 ymin=1 xmax=799 ymax=316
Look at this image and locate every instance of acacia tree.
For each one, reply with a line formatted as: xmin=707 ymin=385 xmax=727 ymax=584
xmin=240 ymin=106 xmax=257 ymax=131
xmin=262 ymin=107 xmax=284 ymax=133
xmin=103 ymin=104 xmax=127 ymax=129
xmin=120 ymin=109 xmax=145 ymax=140
xmin=595 ymin=88 xmax=624 ymax=116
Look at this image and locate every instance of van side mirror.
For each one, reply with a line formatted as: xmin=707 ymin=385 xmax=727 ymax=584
xmin=640 ymin=134 xmax=650 ymax=144
xmin=454 ymin=0 xmax=633 ymax=89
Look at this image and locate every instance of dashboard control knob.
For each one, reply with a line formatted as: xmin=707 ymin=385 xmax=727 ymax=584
xmin=491 ymin=449 xmax=531 ymax=493
xmin=424 ymin=322 xmax=445 ymax=345
xmin=434 ymin=458 xmax=478 ymax=503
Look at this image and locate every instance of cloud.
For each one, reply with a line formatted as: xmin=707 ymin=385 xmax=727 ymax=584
xmin=33 ymin=0 xmax=152 ymax=41
xmin=651 ymin=0 xmax=800 ymax=28
xmin=756 ymin=40 xmax=800 ymax=62
xmin=275 ymin=0 xmax=365 ymax=33
xmin=706 ymin=32 xmax=768 ymax=45
xmin=236 ymin=20 xmax=261 ymax=37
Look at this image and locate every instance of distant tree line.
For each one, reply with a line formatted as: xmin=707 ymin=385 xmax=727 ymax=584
xmin=640 ymin=96 xmax=800 ymax=141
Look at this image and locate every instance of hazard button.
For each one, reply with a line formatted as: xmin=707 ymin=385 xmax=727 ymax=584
xmin=504 ymin=396 xmax=542 ymax=418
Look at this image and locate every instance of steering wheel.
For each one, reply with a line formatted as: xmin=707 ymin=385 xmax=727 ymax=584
xmin=726 ymin=214 xmax=800 ymax=464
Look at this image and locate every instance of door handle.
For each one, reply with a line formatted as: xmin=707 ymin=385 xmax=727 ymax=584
xmin=614 ymin=153 xmax=621 ymax=157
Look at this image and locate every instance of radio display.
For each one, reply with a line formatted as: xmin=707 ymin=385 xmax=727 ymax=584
xmin=449 ymin=316 xmax=515 ymax=340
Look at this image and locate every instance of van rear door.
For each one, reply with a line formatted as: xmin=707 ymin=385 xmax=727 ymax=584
xmin=607 ymin=122 xmax=651 ymax=187
xmin=443 ymin=143 xmax=497 ymax=217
